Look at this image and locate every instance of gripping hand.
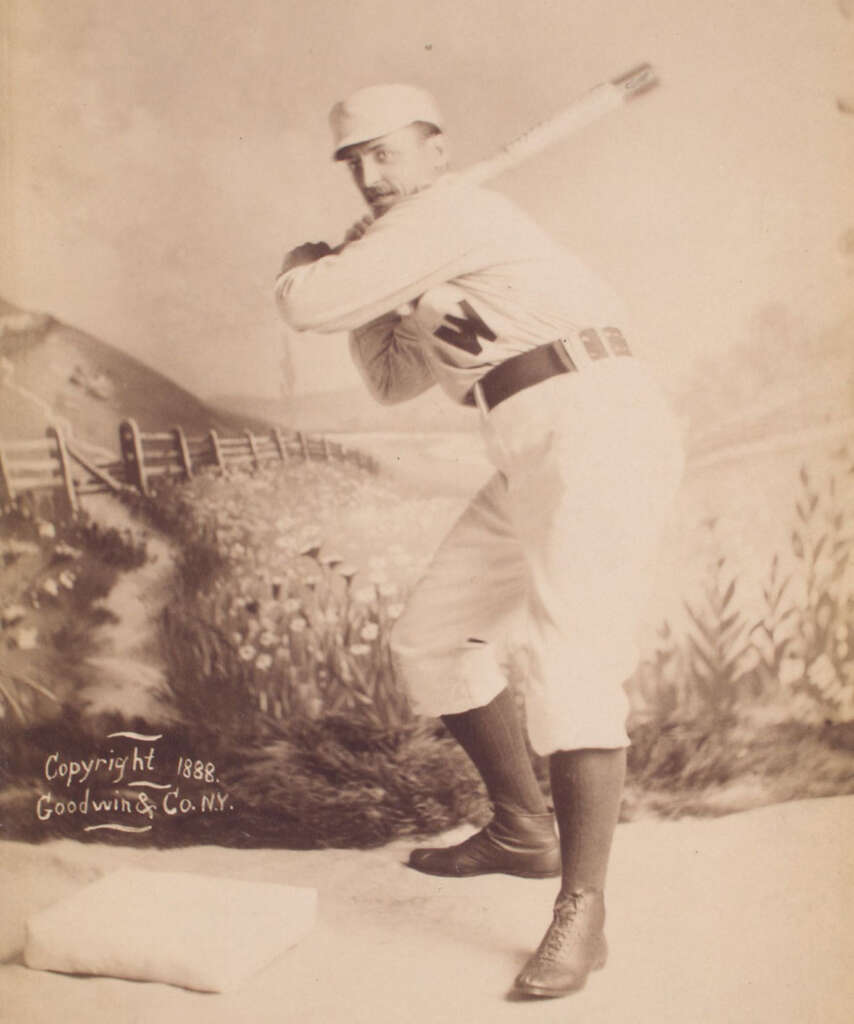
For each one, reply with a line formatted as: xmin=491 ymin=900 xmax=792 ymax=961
xmin=279 ymin=241 xmax=333 ymax=276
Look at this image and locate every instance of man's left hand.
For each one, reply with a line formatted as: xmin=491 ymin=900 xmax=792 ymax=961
xmin=279 ymin=241 xmax=333 ymax=275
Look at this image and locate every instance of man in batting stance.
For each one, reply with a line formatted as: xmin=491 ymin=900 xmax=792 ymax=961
xmin=275 ymin=83 xmax=683 ymax=999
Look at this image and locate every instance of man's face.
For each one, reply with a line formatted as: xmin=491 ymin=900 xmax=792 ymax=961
xmin=340 ymin=124 xmax=447 ymax=216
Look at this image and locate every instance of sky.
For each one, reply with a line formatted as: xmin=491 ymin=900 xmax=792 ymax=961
xmin=1 ymin=0 xmax=852 ymax=399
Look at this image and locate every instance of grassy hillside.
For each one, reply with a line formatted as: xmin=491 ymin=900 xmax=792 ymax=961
xmin=0 ymin=297 xmax=275 ymax=450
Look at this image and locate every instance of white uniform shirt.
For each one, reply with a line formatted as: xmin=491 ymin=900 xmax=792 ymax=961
xmin=275 ymin=174 xmax=630 ymax=406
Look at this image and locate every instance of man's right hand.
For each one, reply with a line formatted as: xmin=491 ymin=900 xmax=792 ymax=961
xmin=278 ymin=241 xmax=332 ymax=276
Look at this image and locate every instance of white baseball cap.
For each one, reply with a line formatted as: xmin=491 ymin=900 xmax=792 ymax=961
xmin=329 ymin=83 xmax=443 ymax=159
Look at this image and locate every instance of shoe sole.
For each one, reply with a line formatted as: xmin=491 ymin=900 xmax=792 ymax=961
xmin=407 ymin=860 xmax=561 ymax=879
xmin=512 ymin=947 xmax=608 ymax=999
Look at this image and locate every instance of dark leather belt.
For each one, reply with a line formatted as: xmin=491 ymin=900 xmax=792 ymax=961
xmin=466 ymin=330 xmax=632 ymax=412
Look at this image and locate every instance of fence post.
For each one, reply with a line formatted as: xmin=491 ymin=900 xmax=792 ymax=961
xmin=245 ymin=429 xmax=259 ymax=469
xmin=173 ymin=426 xmax=193 ymax=480
xmin=271 ymin=428 xmax=288 ymax=463
xmin=297 ymin=431 xmax=309 ymax=460
xmin=0 ymin=442 xmax=14 ymax=505
xmin=119 ymin=418 xmax=148 ymax=495
xmin=47 ymin=425 xmax=78 ymax=516
xmin=209 ymin=429 xmax=224 ymax=470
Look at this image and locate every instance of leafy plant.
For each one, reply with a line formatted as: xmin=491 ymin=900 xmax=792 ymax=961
xmin=680 ymin=521 xmax=753 ymax=723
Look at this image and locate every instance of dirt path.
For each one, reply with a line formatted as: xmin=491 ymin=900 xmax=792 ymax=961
xmin=78 ymin=493 xmax=180 ymax=724
xmin=0 ymin=795 xmax=851 ymax=1023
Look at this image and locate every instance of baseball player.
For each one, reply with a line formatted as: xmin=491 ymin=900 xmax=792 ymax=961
xmin=275 ymin=83 xmax=683 ymax=1000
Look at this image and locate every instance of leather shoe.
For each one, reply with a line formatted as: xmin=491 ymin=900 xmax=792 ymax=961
xmin=513 ymin=889 xmax=608 ymax=998
xmin=407 ymin=808 xmax=560 ymax=878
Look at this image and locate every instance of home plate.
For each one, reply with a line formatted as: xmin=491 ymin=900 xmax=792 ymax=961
xmin=23 ymin=868 xmax=317 ymax=993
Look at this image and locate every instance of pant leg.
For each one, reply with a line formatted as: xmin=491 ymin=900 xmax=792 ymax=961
xmin=486 ymin=360 xmax=685 ymax=754
xmin=390 ymin=470 xmax=528 ymax=717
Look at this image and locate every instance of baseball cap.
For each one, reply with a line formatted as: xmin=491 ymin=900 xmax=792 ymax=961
xmin=329 ymin=84 xmax=443 ymax=159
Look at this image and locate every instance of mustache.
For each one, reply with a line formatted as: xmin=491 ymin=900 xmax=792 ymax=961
xmin=364 ymin=187 xmax=397 ymax=202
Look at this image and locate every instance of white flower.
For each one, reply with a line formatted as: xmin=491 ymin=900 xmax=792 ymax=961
xmin=334 ymin=562 xmax=359 ymax=579
xmin=15 ymin=627 xmax=38 ymax=650
xmin=283 ymin=598 xmax=301 ymax=614
xmin=37 ymin=522 xmax=56 ymax=540
xmin=349 ymin=643 xmax=371 ymax=656
xmin=779 ymin=656 xmax=805 ymax=688
xmin=231 ymin=631 xmax=243 ymax=646
xmin=58 ymin=571 xmax=75 ymax=590
xmin=41 ymin=578 xmax=59 ymax=597
xmin=1 ymin=605 xmax=27 ymax=627
xmin=360 ymin=622 xmax=379 ymax=641
xmin=807 ymin=654 xmax=838 ymax=694
xmin=353 ymin=586 xmax=375 ymax=605
xmin=386 ymin=603 xmax=404 ymax=620
xmin=258 ymin=631 xmax=277 ymax=648
xmin=238 ymin=644 xmax=257 ymax=662
xmin=255 ymin=653 xmax=273 ymax=671
xmin=289 ymin=616 xmax=307 ymax=633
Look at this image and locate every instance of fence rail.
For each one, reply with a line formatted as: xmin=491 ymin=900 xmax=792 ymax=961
xmin=0 ymin=418 xmax=378 ymax=516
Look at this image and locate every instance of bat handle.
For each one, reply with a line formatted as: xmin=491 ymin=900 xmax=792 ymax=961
xmin=611 ymin=63 xmax=659 ymax=100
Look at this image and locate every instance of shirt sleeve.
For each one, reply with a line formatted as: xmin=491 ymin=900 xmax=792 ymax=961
xmin=274 ymin=180 xmax=493 ymax=333
xmin=348 ymin=312 xmax=436 ymax=405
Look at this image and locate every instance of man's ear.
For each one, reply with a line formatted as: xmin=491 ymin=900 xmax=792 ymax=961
xmin=429 ymin=132 xmax=449 ymax=171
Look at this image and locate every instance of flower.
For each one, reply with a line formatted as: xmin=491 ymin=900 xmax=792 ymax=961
xmin=360 ymin=622 xmax=379 ymax=641
xmin=255 ymin=653 xmax=273 ymax=671
xmin=386 ymin=603 xmax=404 ymax=620
xmin=353 ymin=586 xmax=375 ymax=605
xmin=15 ymin=627 xmax=38 ymax=650
xmin=1 ymin=605 xmax=27 ymax=627
xmin=778 ymin=656 xmax=805 ymax=688
xmin=289 ymin=617 xmax=308 ymax=633
xmin=58 ymin=571 xmax=75 ymax=590
xmin=349 ymin=643 xmax=371 ymax=656
xmin=807 ymin=654 xmax=838 ymax=695
xmin=258 ymin=631 xmax=277 ymax=648
xmin=283 ymin=598 xmax=301 ymax=614
xmin=238 ymin=644 xmax=257 ymax=662
xmin=334 ymin=562 xmax=359 ymax=579
xmin=41 ymin=578 xmax=59 ymax=597
xmin=37 ymin=522 xmax=56 ymax=540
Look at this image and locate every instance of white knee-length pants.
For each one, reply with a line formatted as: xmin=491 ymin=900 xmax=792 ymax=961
xmin=390 ymin=355 xmax=685 ymax=755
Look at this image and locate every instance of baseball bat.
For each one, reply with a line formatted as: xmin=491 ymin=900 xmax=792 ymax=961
xmin=331 ymin=63 xmax=657 ymax=250
xmin=462 ymin=63 xmax=658 ymax=184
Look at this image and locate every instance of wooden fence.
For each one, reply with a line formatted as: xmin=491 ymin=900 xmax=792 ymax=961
xmin=0 ymin=419 xmax=377 ymax=515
